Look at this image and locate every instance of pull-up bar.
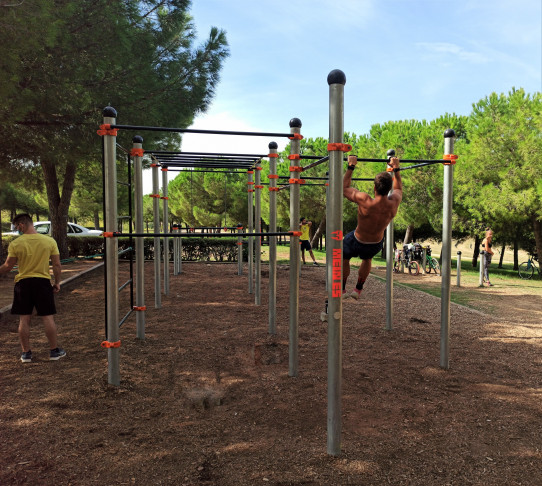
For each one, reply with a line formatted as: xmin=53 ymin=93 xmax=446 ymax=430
xmin=105 ymin=124 xmax=294 ymax=138
xmin=147 ymin=150 xmax=269 ymax=158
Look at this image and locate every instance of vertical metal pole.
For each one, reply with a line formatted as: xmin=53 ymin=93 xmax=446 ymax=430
xmin=247 ymin=170 xmax=254 ymax=294
xmin=255 ymin=160 xmax=262 ymax=306
xmin=289 ymin=118 xmax=302 ymax=377
xmin=162 ymin=167 xmax=170 ymax=296
xmin=179 ymin=229 xmax=183 ymax=274
xmin=237 ymin=223 xmax=243 ymax=276
xmin=440 ymin=129 xmax=455 ymax=370
xmin=152 ymin=162 xmax=161 ymax=308
xmin=325 ymin=172 xmax=330 ymax=293
xmin=456 ymin=251 xmax=462 ymax=287
xmin=385 ymin=148 xmax=395 ymax=331
xmin=422 ymin=248 xmax=427 ymax=275
xmin=103 ymin=106 xmax=120 ymax=386
xmin=326 ymin=69 xmax=345 ymax=456
xmin=268 ymin=142 xmax=278 ymax=335
xmin=479 ymin=252 xmax=485 ymax=287
xmin=132 ymin=136 xmax=145 ymax=340
xmin=172 ymin=224 xmax=178 ymax=276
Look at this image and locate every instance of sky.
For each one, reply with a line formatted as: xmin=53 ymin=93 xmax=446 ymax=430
xmin=143 ymin=0 xmax=542 ymax=193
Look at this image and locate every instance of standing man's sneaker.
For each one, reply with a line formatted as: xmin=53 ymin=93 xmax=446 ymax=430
xmin=351 ymin=288 xmax=362 ymax=300
xmin=341 ymin=289 xmax=350 ymax=300
xmin=50 ymin=348 xmax=66 ymax=360
xmin=20 ymin=351 xmax=32 ymax=363
xmin=313 ymin=261 xmax=320 ymax=266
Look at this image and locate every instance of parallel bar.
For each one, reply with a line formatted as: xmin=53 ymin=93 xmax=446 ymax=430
xmin=109 ymin=124 xmax=293 ymax=138
xmin=300 ymin=155 xmax=329 ymax=172
xmin=148 ymin=150 xmax=269 ymax=157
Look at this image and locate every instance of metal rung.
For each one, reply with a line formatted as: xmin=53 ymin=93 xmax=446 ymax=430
xmin=118 ymin=308 xmax=134 ymax=328
xmin=118 ymin=279 xmax=132 ymax=292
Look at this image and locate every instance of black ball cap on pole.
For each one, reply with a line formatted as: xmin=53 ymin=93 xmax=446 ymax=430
xmin=133 ymin=135 xmax=143 ymax=143
xmin=327 ymin=69 xmax=346 ymax=85
xmin=444 ymin=128 xmax=456 ymax=138
xmin=289 ymin=118 xmax=302 ymax=128
xmin=103 ymin=106 xmax=117 ymax=117
xmin=269 ymin=141 xmax=278 ymax=150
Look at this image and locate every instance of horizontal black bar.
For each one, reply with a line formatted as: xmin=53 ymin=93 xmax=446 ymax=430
xmin=397 ymin=161 xmax=444 ymax=171
xmin=106 ymin=232 xmax=299 ymax=238
xmin=110 ymin=124 xmax=293 ymax=138
xmin=160 ymin=163 xmax=254 ymax=169
xmin=165 ymin=169 xmax=247 ymax=174
xmin=301 ymin=155 xmax=329 ymax=172
xmin=152 ymin=154 xmax=261 ymax=161
xmin=117 ymin=181 xmax=131 ymax=187
xmin=276 ymin=175 xmax=374 ymax=181
xmin=147 ymin=150 xmax=269 ymax=157
xmin=176 ymin=226 xmax=242 ymax=230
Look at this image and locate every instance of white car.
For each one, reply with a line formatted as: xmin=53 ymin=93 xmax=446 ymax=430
xmin=4 ymin=221 xmax=102 ymax=237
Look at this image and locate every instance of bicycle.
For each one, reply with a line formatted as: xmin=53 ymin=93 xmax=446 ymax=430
xmin=518 ymin=255 xmax=540 ymax=280
xmin=393 ymin=247 xmax=420 ymax=276
xmin=424 ymin=246 xmax=441 ymax=275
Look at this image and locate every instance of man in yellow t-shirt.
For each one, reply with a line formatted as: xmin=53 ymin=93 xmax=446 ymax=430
xmin=0 ymin=214 xmax=66 ymax=363
xmin=299 ymin=217 xmax=319 ymax=266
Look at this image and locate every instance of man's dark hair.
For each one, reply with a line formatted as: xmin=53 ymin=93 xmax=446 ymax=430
xmin=12 ymin=213 xmax=33 ymax=226
xmin=374 ymin=172 xmax=393 ymax=196
xmin=300 ymin=217 xmax=305 ymax=223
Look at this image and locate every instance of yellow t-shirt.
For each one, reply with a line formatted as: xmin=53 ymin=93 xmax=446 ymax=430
xmin=300 ymin=224 xmax=310 ymax=241
xmin=7 ymin=234 xmax=60 ymax=283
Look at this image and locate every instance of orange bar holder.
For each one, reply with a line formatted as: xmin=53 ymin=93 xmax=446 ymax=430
xmin=102 ymin=232 xmax=121 ymax=238
xmin=150 ymin=163 xmax=159 ymax=168
xmin=130 ymin=148 xmax=145 ymax=157
xmin=289 ymin=178 xmax=305 ymax=184
xmin=443 ymin=154 xmax=458 ymax=165
xmin=289 ymin=133 xmax=303 ymax=140
xmin=288 ymin=154 xmax=300 ymax=160
xmin=101 ymin=340 xmax=121 ymax=348
xmin=247 ymin=189 xmax=254 ymax=193
xmin=289 ymin=166 xmax=303 ymax=172
xmin=268 ymin=153 xmax=279 ymax=158
xmin=290 ymin=231 xmax=302 ymax=236
xmin=268 ymin=174 xmax=279 ymax=179
xmin=255 ymin=185 xmax=264 ymax=189
xmin=247 ymin=170 xmax=254 ymax=174
xmin=327 ymin=143 xmax=352 ymax=152
xmin=255 ymin=166 xmax=263 ymax=171
xmin=149 ymin=194 xmax=160 ymax=198
xmin=269 ymin=187 xmax=280 ymax=192
xmin=133 ymin=306 xmax=147 ymax=311
xmin=97 ymin=124 xmax=119 ymax=137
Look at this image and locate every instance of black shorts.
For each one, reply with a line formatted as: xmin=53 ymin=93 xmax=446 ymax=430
xmin=300 ymin=240 xmax=312 ymax=251
xmin=11 ymin=278 xmax=56 ymax=316
xmin=343 ymin=231 xmax=384 ymax=261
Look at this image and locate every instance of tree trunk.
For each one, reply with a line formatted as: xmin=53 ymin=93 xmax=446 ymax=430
xmin=94 ymin=210 xmax=100 ymax=230
xmin=472 ymin=234 xmax=481 ymax=267
xmin=310 ymin=214 xmax=326 ymax=249
xmin=533 ymin=215 xmax=542 ymax=265
xmin=403 ymin=224 xmax=414 ymax=244
xmin=513 ymin=238 xmax=519 ymax=270
xmin=41 ymin=158 xmax=77 ymax=259
xmin=498 ymin=242 xmax=505 ymax=268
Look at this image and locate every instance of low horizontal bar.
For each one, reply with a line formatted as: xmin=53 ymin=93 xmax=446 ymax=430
xmin=106 ymin=232 xmax=299 ymax=238
xmin=110 ymin=124 xmax=293 ymax=138
xmin=147 ymin=150 xmax=269 ymax=157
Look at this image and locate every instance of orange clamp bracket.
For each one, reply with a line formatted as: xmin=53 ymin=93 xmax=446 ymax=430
xmin=288 ymin=154 xmax=300 ymax=160
xmin=268 ymin=153 xmax=279 ymax=158
xmin=255 ymin=166 xmax=263 ymax=171
xmin=443 ymin=154 xmax=458 ymax=165
xmin=149 ymin=194 xmax=160 ymax=198
xmin=237 ymin=242 xmax=243 ymax=245
xmin=161 ymin=196 xmax=169 ymax=200
xmin=327 ymin=143 xmax=352 ymax=152
xmin=289 ymin=133 xmax=304 ymax=140
xmin=289 ymin=166 xmax=303 ymax=172
xmin=161 ymin=167 xmax=168 ymax=172
xmin=325 ymin=182 xmax=329 ymax=186
xmin=130 ymin=148 xmax=145 ymax=157
xmin=268 ymin=174 xmax=279 ymax=179
xmin=290 ymin=231 xmax=302 ymax=237
xmin=255 ymin=185 xmax=264 ymax=189
xmin=101 ymin=340 xmax=121 ymax=349
xmin=247 ymin=189 xmax=254 ymax=193
xmin=247 ymin=170 xmax=254 ymax=174
xmin=150 ymin=163 xmax=159 ymax=168
xmin=133 ymin=306 xmax=147 ymax=311
xmin=102 ymin=232 xmax=120 ymax=238
xmin=269 ymin=187 xmax=280 ymax=192
xmin=247 ymin=181 xmax=254 ymax=185
xmin=97 ymin=124 xmax=119 ymax=137
xmin=289 ymin=178 xmax=305 ymax=184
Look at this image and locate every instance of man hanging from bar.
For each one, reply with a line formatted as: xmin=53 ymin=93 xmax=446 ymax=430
xmin=342 ymin=154 xmax=403 ymax=299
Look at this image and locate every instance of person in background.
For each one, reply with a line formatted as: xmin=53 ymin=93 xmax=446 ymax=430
xmin=481 ymin=228 xmax=494 ymax=287
xmin=0 ymin=213 xmax=66 ymax=362
xmin=299 ymin=217 xmax=319 ymax=266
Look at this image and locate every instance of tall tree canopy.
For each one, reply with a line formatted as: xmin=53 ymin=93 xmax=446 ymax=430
xmin=0 ymin=0 xmax=229 ymax=257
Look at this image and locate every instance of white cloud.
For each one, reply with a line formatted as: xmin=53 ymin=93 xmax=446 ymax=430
xmin=416 ymin=42 xmax=489 ymax=64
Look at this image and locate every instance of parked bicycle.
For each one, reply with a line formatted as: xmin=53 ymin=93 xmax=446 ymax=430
xmin=518 ymin=255 xmax=540 ymax=280
xmin=424 ymin=246 xmax=441 ymax=275
xmin=393 ymin=245 xmax=420 ymax=275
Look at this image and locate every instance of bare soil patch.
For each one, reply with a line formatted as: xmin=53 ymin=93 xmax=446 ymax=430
xmin=1 ymin=261 xmax=541 ymax=485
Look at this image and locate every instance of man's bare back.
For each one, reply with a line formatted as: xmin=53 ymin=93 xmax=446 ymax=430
xmin=343 ymin=155 xmax=403 ymax=242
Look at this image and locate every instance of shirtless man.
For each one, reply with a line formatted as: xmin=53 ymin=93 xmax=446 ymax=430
xmin=342 ymin=154 xmax=402 ymax=299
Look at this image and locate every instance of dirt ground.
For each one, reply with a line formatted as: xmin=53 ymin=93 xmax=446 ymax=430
xmin=0 ymin=259 xmax=541 ymax=485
